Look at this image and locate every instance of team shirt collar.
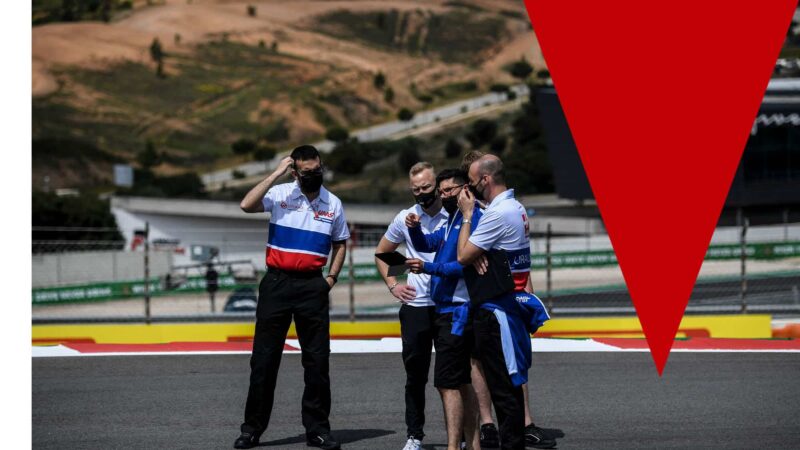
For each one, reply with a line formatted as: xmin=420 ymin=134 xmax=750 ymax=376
xmin=290 ymin=180 xmax=330 ymax=204
xmin=420 ymin=205 xmax=448 ymax=220
xmin=488 ymin=189 xmax=515 ymax=209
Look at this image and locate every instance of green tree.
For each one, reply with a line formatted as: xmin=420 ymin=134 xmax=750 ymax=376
xmin=466 ymin=119 xmax=498 ymax=148
xmin=149 ymin=37 xmax=165 ymax=78
xmin=325 ymin=127 xmax=350 ymax=143
xmin=506 ymin=87 xmax=553 ymax=194
xmin=156 ymin=172 xmax=206 ymax=198
xmin=444 ymin=139 xmax=462 ymax=159
xmin=326 ymin=139 xmax=369 ymax=174
xmin=262 ymin=120 xmax=290 ymax=142
xmin=490 ymin=136 xmax=507 ymax=155
xmin=60 ymin=0 xmax=77 ymax=21
xmin=508 ymin=58 xmax=533 ymax=80
xmin=398 ymin=146 xmax=421 ymax=173
xmin=374 ymin=72 xmax=386 ymax=89
xmin=384 ymin=87 xmax=395 ymax=103
xmin=149 ymin=37 xmax=164 ymax=64
xmin=397 ymin=108 xmax=414 ymax=122
xmin=490 ymin=83 xmax=510 ymax=93
xmin=32 ymin=191 xmax=124 ymax=253
xmin=231 ymin=138 xmax=256 ymax=155
xmin=252 ymin=146 xmax=276 ymax=161
xmin=137 ymin=140 xmax=160 ymax=168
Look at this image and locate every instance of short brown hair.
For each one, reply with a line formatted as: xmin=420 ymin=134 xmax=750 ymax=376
xmin=460 ymin=150 xmax=485 ymax=172
xmin=409 ymin=161 xmax=434 ymax=177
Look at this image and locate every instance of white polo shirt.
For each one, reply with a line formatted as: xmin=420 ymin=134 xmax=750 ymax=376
xmin=262 ymin=181 xmax=350 ymax=271
xmin=468 ymin=189 xmax=531 ymax=291
xmin=384 ymin=204 xmax=448 ymax=307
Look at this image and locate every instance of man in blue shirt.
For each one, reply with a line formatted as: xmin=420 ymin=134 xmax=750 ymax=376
xmin=405 ymin=168 xmax=483 ymax=450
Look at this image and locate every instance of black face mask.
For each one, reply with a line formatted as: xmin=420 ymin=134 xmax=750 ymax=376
xmin=299 ymin=172 xmax=323 ymax=193
xmin=441 ymin=196 xmax=459 ymax=214
xmin=469 ymin=179 xmax=485 ymax=201
xmin=414 ymin=190 xmax=437 ymax=209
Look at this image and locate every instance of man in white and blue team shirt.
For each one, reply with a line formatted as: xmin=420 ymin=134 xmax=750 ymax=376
xmin=374 ymin=162 xmax=448 ymax=450
xmin=235 ymin=145 xmax=349 ymax=450
xmin=456 ymin=155 xmax=554 ymax=450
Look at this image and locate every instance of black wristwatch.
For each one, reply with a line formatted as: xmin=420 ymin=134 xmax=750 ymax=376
xmin=326 ymin=273 xmax=339 ymax=284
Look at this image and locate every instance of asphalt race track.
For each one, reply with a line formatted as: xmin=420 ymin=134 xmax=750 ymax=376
xmin=33 ymin=352 xmax=800 ymax=449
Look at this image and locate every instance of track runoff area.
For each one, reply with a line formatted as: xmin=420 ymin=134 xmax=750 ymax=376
xmin=33 ymin=348 xmax=800 ymax=450
xmin=32 ymin=316 xmax=800 ymax=449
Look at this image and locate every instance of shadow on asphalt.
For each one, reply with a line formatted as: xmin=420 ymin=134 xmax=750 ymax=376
xmin=260 ymin=428 xmax=395 ymax=447
xmin=417 ymin=426 xmax=567 ymax=450
xmin=417 ymin=426 xmax=567 ymax=449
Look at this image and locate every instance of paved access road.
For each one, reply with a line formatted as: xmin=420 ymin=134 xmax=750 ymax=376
xmin=33 ymin=352 xmax=800 ymax=449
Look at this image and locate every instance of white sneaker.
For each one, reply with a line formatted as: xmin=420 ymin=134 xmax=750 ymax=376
xmin=402 ymin=437 xmax=422 ymax=450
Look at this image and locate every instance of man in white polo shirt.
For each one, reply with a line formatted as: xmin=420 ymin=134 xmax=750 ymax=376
xmin=235 ymin=145 xmax=349 ymax=450
xmin=456 ymin=155 xmax=554 ymax=450
xmin=374 ymin=162 xmax=448 ymax=450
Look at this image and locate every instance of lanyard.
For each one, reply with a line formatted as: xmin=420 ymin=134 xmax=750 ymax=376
xmin=443 ymin=210 xmax=462 ymax=242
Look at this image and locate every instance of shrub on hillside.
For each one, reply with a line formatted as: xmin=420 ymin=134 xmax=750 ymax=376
xmin=325 ymin=127 xmax=350 ymax=143
xmin=231 ymin=138 xmax=257 ymax=155
xmin=466 ymin=119 xmax=498 ymax=148
xmin=508 ymin=58 xmax=533 ymax=80
xmin=252 ymin=146 xmax=276 ymax=161
xmin=398 ymin=108 xmax=414 ymax=122
xmin=326 ymin=139 xmax=369 ymax=175
xmin=444 ymin=139 xmax=462 ymax=159
xmin=398 ymin=146 xmax=421 ymax=173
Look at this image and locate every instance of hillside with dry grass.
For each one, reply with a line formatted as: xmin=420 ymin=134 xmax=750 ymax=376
xmin=32 ymin=0 xmax=545 ymax=191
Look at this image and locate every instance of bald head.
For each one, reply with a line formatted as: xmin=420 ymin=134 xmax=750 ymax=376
xmin=470 ymin=154 xmax=505 ymax=185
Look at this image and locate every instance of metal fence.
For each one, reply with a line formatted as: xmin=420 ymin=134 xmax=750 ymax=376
xmin=31 ymin=222 xmax=800 ymax=321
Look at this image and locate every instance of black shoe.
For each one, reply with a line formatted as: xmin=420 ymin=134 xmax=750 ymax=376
xmin=233 ymin=431 xmax=260 ymax=449
xmin=525 ymin=424 xmax=557 ymax=449
xmin=480 ymin=423 xmax=500 ymax=448
xmin=306 ymin=433 xmax=341 ymax=450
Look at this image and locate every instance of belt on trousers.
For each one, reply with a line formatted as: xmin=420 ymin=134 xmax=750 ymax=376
xmin=267 ymin=266 xmax=323 ymax=279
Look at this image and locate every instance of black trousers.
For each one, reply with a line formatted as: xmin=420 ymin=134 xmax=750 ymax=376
xmin=473 ymin=308 xmax=525 ymax=450
xmin=399 ymin=304 xmax=436 ymax=440
xmin=241 ymin=269 xmax=332 ymax=438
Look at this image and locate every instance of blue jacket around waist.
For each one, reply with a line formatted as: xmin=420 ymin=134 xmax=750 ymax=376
xmin=477 ymin=292 xmax=551 ymax=386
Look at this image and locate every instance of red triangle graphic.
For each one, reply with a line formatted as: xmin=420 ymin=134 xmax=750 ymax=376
xmin=522 ymin=0 xmax=797 ymax=374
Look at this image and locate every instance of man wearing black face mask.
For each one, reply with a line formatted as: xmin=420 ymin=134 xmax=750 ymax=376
xmin=374 ymin=162 xmax=448 ymax=450
xmin=404 ymin=169 xmax=483 ymax=450
xmin=236 ymin=145 xmax=349 ymax=450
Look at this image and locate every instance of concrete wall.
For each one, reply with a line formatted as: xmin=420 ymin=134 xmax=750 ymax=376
xmin=32 ymin=250 xmax=173 ymax=288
